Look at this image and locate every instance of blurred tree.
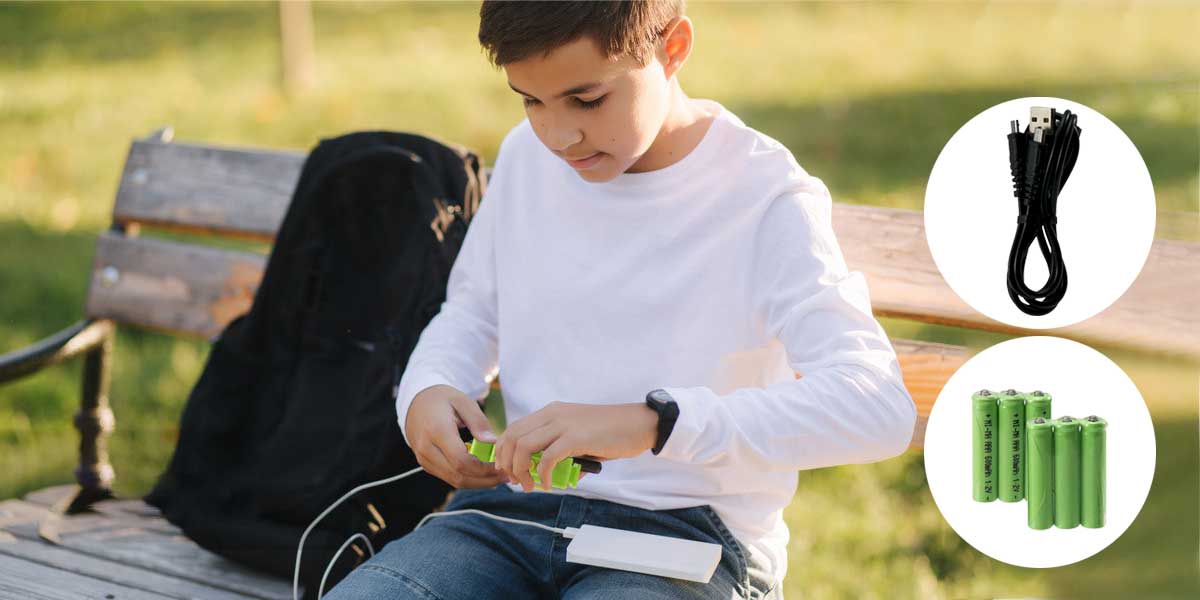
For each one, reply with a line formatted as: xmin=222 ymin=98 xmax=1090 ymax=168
xmin=278 ymin=0 xmax=314 ymax=95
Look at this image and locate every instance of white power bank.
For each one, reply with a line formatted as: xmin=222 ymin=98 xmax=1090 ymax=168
xmin=564 ymin=524 xmax=723 ymax=583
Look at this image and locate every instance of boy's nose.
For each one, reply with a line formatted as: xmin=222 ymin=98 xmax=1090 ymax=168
xmin=546 ymin=126 xmax=583 ymax=153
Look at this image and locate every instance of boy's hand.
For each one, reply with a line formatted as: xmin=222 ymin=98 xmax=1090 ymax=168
xmin=494 ymin=401 xmax=658 ymax=492
xmin=405 ymin=384 xmax=507 ymax=489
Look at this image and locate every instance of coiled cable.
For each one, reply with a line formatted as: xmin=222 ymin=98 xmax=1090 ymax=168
xmin=1005 ymin=107 xmax=1081 ymax=316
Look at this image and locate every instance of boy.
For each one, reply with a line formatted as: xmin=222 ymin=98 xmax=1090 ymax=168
xmin=326 ymin=2 xmax=915 ymax=598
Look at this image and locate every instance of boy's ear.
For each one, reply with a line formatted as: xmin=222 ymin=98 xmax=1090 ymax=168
xmin=658 ymin=16 xmax=693 ymax=79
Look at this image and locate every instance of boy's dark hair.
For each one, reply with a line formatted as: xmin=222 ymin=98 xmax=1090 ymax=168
xmin=479 ymin=0 xmax=685 ymax=68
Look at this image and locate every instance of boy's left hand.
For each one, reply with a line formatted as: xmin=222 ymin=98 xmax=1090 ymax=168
xmin=494 ymin=401 xmax=658 ymax=492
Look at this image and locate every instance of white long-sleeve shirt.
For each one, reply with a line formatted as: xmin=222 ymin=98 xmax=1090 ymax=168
xmin=395 ymin=102 xmax=916 ymax=587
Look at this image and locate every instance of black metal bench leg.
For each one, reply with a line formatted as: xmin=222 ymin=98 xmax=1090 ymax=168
xmin=68 ymin=327 xmax=116 ymax=514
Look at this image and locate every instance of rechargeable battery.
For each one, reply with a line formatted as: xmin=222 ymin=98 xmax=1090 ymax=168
xmin=1053 ymin=416 xmax=1082 ymax=529
xmin=1025 ymin=390 xmax=1053 ymax=421
xmin=1023 ymin=390 xmax=1052 ymax=491
xmin=997 ymin=389 xmax=1025 ymax=502
xmin=971 ymin=389 xmax=998 ymax=502
xmin=1026 ymin=417 xmax=1055 ymax=530
xmin=1081 ymin=416 xmax=1107 ymax=528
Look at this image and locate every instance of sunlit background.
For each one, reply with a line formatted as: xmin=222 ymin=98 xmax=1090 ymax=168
xmin=2 ymin=2 xmax=1197 ymax=598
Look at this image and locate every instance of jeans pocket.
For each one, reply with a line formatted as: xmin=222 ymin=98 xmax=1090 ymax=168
xmin=697 ymin=505 xmax=750 ymax=596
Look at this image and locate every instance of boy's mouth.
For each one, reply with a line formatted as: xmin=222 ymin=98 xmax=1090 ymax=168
xmin=562 ymin=152 xmax=603 ymax=170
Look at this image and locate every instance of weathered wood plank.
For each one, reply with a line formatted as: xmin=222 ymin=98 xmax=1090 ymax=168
xmin=84 ymin=232 xmax=265 ymax=340
xmin=0 ymin=522 xmax=248 ymax=600
xmin=0 ymin=552 xmax=174 ymax=599
xmin=833 ymin=203 xmax=1200 ymax=357
xmin=1 ymin=499 xmax=295 ymax=600
xmin=22 ymin=485 xmax=158 ymax=516
xmin=22 ymin=485 xmax=89 ymax=509
xmin=893 ymin=339 xmax=970 ymax=449
xmin=103 ymin=138 xmax=1199 ymax=355
xmin=114 ymin=139 xmax=304 ymax=241
xmin=1 ymin=498 xmax=175 ymax=538
xmin=15 ymin=487 xmax=179 ymax=537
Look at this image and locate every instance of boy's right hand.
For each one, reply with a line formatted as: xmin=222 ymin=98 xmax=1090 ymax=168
xmin=404 ymin=384 xmax=508 ymax=489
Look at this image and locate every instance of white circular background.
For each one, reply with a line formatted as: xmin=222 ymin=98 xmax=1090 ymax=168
xmin=923 ymin=336 xmax=1155 ymax=568
xmin=924 ymin=96 xmax=1156 ymax=329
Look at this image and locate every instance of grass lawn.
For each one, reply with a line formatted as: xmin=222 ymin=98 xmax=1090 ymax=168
xmin=2 ymin=2 xmax=1197 ymax=598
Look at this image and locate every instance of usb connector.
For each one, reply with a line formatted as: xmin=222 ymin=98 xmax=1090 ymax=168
xmin=1029 ymin=106 xmax=1053 ymax=142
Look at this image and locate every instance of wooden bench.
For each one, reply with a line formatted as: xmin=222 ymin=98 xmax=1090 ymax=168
xmin=1 ymin=127 xmax=1195 ymax=598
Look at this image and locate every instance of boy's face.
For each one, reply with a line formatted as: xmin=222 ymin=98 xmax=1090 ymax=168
xmin=504 ymin=34 xmax=676 ymax=183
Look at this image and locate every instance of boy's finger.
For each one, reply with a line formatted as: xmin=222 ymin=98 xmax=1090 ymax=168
xmin=537 ymin=438 xmax=572 ymax=491
xmin=450 ymin=394 xmax=497 ymax=443
xmin=493 ymin=408 xmax=549 ymax=470
xmin=511 ymin=425 xmax=558 ymax=492
xmin=492 ymin=418 xmax=533 ymax=480
xmin=433 ymin=423 xmax=501 ymax=479
xmin=418 ymin=441 xmax=458 ymax=487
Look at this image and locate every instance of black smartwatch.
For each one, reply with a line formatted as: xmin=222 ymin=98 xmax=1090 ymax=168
xmin=644 ymin=389 xmax=680 ymax=456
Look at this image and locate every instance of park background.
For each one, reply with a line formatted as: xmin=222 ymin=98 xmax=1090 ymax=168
xmin=1 ymin=1 xmax=1196 ymax=598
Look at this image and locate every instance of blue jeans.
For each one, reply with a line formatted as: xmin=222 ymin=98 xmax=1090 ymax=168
xmin=324 ymin=483 xmax=781 ymax=599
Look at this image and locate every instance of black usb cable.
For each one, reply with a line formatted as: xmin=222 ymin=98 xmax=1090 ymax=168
xmin=1005 ymin=106 xmax=1082 ymax=316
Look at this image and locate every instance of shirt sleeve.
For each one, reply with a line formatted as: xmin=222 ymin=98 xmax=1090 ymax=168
xmin=394 ymin=151 xmax=504 ymax=447
xmin=654 ymin=183 xmax=917 ymax=471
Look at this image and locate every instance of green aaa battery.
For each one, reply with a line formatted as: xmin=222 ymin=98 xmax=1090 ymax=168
xmin=971 ymin=389 xmax=998 ymax=502
xmin=1054 ymin=416 xmax=1082 ymax=529
xmin=1025 ymin=390 xmax=1053 ymax=421
xmin=1026 ymin=417 xmax=1055 ymax=530
xmin=1081 ymin=416 xmax=1107 ymax=528
xmin=1024 ymin=390 xmax=1052 ymax=491
xmin=997 ymin=389 xmax=1025 ymax=502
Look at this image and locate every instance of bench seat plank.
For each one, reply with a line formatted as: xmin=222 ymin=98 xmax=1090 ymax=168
xmin=0 ymin=551 xmax=174 ymax=600
xmin=2 ymin=493 xmax=296 ymax=599
xmin=0 ymin=502 xmax=247 ymax=600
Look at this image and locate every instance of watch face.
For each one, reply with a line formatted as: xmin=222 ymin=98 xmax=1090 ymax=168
xmin=648 ymin=389 xmax=672 ymax=405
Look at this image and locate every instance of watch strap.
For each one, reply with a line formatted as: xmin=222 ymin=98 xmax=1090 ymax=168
xmin=645 ymin=389 xmax=680 ymax=455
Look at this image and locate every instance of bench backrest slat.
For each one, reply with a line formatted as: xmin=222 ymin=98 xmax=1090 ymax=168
xmin=833 ymin=204 xmax=1199 ymax=357
xmin=90 ymin=137 xmax=1199 ymax=358
xmin=114 ymin=140 xmax=304 ymax=241
xmin=85 ymin=231 xmax=265 ymax=339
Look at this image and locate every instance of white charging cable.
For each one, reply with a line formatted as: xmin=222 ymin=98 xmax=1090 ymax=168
xmin=295 ymin=466 xmax=573 ymax=600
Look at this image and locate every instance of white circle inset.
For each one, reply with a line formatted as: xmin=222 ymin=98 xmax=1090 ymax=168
xmin=923 ymin=336 xmax=1155 ymax=568
xmin=924 ymin=96 xmax=1156 ymax=329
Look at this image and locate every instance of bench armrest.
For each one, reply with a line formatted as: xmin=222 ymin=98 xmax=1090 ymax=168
xmin=0 ymin=318 xmax=118 ymax=514
xmin=0 ymin=319 xmax=113 ymax=384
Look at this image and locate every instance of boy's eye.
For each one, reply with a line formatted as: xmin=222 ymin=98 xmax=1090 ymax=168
xmin=573 ymin=95 xmax=606 ymax=110
xmin=521 ymin=95 xmax=605 ymax=111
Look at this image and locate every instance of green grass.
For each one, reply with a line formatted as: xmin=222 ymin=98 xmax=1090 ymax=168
xmin=2 ymin=2 xmax=1198 ymax=598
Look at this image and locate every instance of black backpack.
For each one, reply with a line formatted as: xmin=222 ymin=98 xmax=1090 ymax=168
xmin=143 ymin=131 xmax=485 ymax=598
